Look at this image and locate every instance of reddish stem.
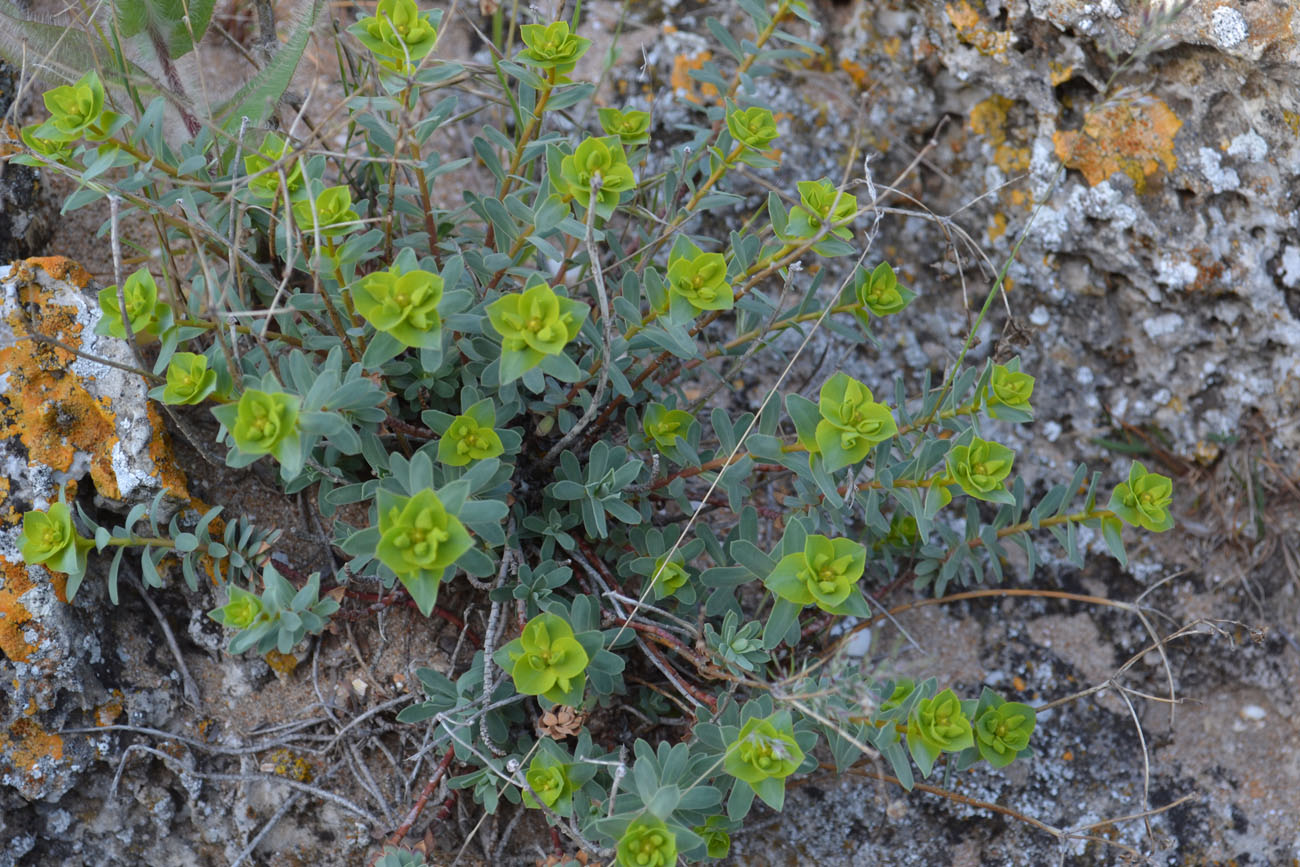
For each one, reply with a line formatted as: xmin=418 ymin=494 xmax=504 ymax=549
xmin=370 ymin=750 xmax=455 ymax=863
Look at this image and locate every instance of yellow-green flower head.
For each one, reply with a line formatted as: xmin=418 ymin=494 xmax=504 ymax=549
xmin=521 ymin=754 xmax=575 ymax=814
xmin=666 ymin=246 xmax=732 ymax=315
xmin=615 ymin=817 xmax=677 ymax=867
xmin=988 ymin=363 xmax=1034 ymax=413
xmin=20 ymin=124 xmax=74 ymax=163
xmin=649 ymin=555 xmax=689 ymax=599
xmin=855 ymin=261 xmax=913 ymax=317
xmin=518 ymin=21 xmax=592 ymax=75
xmin=766 ymin=534 xmax=867 ymax=613
xmin=377 ymin=489 xmax=472 ymax=578
xmin=97 ymin=268 xmax=167 ymax=339
xmin=292 ymin=186 xmax=359 ymax=239
xmin=19 ymin=502 xmax=93 ymax=576
xmin=726 ymin=104 xmax=779 ymax=151
xmin=1108 ymin=461 xmax=1174 ymax=532
xmin=910 ymin=688 xmax=974 ymax=754
xmin=946 ymin=437 xmax=1015 ymax=502
xmin=161 ymin=353 xmax=219 ymax=405
xmin=243 ymin=133 xmax=304 ymax=203
xmin=974 ymin=699 xmax=1036 ymax=768
xmin=209 ymin=584 xmax=264 ymax=630
xmin=487 ymin=277 xmax=588 ymax=384
xmin=437 ymin=402 xmax=504 ymax=466
xmin=812 ymin=372 xmax=897 ymax=472
xmin=506 ymin=612 xmax=589 ymax=705
xmin=351 ymin=264 xmax=444 ymax=349
xmin=787 ymin=179 xmax=858 ymax=253
xmin=353 ymin=0 xmax=438 ymax=73
xmin=879 ymin=678 xmax=916 ymax=713
xmin=642 ymin=403 xmax=694 ymax=451
xmin=597 ymin=107 xmax=652 ymax=145
xmin=559 ymin=135 xmax=635 ymax=217
xmin=231 ymin=389 xmax=300 ymax=457
xmin=40 ymin=71 xmax=107 ymax=142
xmin=724 ymin=713 xmax=804 ymax=786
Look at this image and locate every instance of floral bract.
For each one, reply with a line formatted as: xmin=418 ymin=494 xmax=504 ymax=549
xmin=724 ymin=712 xmax=804 ymax=809
xmin=666 ymin=241 xmax=732 ymax=317
xmin=39 ymin=70 xmax=109 ymax=141
xmin=812 ymin=372 xmax=897 ymax=472
xmin=649 ymin=555 xmax=689 ymax=599
xmin=487 ymin=277 xmax=588 ymax=384
xmin=558 ymin=135 xmax=635 ymax=218
xmin=694 ymin=816 xmax=731 ymax=859
xmin=907 ymin=688 xmax=974 ymax=773
xmin=161 ymin=353 xmax=219 ymax=405
xmin=351 ymin=264 xmax=445 ymax=349
xmin=518 ymin=21 xmax=591 ymax=76
xmin=726 ymin=104 xmax=779 ymax=156
xmin=437 ymin=402 xmax=504 ymax=466
xmin=786 ymin=179 xmax=857 ymax=254
xmin=854 ymin=261 xmax=914 ymax=318
xmin=375 ymin=489 xmax=473 ymax=615
xmin=97 ymin=268 xmax=167 ymax=339
xmin=225 ymin=389 xmax=301 ymax=460
xmin=642 ymin=403 xmax=695 ymax=451
xmin=209 ymin=585 xmax=265 ymax=630
xmin=1107 ymin=461 xmax=1174 ymax=532
xmin=765 ymin=534 xmax=867 ymax=614
xmin=502 ymin=612 xmax=589 ymax=706
xmin=243 ymin=133 xmax=304 ymax=203
xmin=19 ymin=502 xmax=93 ymax=579
xmin=292 ymin=186 xmax=359 ymax=239
xmin=988 ymin=363 xmax=1035 ymax=419
xmin=946 ymin=437 xmax=1015 ymax=502
xmin=974 ymin=699 xmax=1036 ymax=768
xmin=598 ymin=107 xmax=651 ymax=145
xmin=615 ymin=816 xmax=677 ymax=867
xmin=521 ymin=753 xmax=575 ymax=815
xmin=20 ymin=124 xmax=74 ymax=163
xmin=351 ymin=0 xmax=438 ymax=74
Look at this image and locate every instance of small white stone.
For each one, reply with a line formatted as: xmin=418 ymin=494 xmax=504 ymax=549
xmin=1240 ymin=704 xmax=1266 ymax=721
xmin=1029 ymin=305 xmax=1051 ymax=326
xmin=1227 ymin=130 xmax=1268 ymax=161
xmin=1043 ymin=421 xmax=1062 ymax=442
xmin=1211 ymin=7 xmax=1248 ymax=49
xmin=1199 ymin=147 xmax=1240 ymax=193
xmin=1143 ymin=313 xmax=1185 ymax=339
xmin=1075 ymin=366 xmax=1094 ymax=385
xmin=1278 ymin=245 xmax=1300 ymax=289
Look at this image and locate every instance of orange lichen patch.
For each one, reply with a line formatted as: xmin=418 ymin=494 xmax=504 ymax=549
xmin=669 ymin=50 xmax=719 ymax=104
xmin=264 ymin=649 xmax=299 ymax=678
xmin=839 ymin=58 xmax=872 ymax=90
xmin=946 ymin=0 xmax=1013 ymax=57
xmin=262 ymin=748 xmax=314 ymax=782
xmin=145 ymin=402 xmax=191 ymax=502
xmin=96 ymin=690 xmax=124 ymax=726
xmin=0 ymin=718 xmax=64 ymax=775
xmin=1049 ymin=62 xmax=1074 ymax=86
xmin=1283 ymin=111 xmax=1300 ymax=137
xmin=1053 ymin=97 xmax=1182 ymax=191
xmin=0 ymin=268 xmax=123 ymax=500
xmin=988 ymin=212 xmax=1009 ymax=241
xmin=1062 ymin=748 xmax=1074 ymax=761
xmin=0 ymin=560 xmax=37 ymax=661
xmin=1012 ymin=675 xmax=1027 ymax=692
xmin=22 ymin=257 xmax=92 ymax=288
xmin=970 ymin=95 xmax=1031 ymax=174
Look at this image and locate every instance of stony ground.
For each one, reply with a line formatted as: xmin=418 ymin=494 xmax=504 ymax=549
xmin=2 ymin=0 xmax=1299 ymax=865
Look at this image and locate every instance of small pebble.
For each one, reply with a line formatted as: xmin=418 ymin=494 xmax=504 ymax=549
xmin=1240 ymin=704 xmax=1266 ymax=721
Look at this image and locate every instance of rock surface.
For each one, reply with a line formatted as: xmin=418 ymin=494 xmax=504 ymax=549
xmin=0 ymin=61 xmax=53 ymax=263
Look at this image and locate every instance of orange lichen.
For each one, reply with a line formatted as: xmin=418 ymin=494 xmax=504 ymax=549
xmin=1283 ymin=111 xmax=1300 ymax=137
xmin=1053 ymin=97 xmax=1182 ymax=191
xmin=669 ymin=49 xmax=719 ymax=105
xmin=1049 ymin=62 xmax=1074 ymax=86
xmin=988 ymin=212 xmax=1008 ymax=241
xmin=264 ymin=649 xmax=299 ymax=677
xmin=946 ymin=0 xmax=1013 ymax=57
xmin=145 ymin=402 xmax=191 ymax=502
xmin=22 ymin=257 xmax=92 ymax=288
xmin=969 ymin=95 xmax=1031 ymax=173
xmin=263 ymin=748 xmax=314 ymax=782
xmin=96 ymin=690 xmax=125 ymax=726
xmin=839 ymin=58 xmax=872 ymax=90
xmin=0 ymin=560 xmax=37 ymax=661
xmin=0 ymin=718 xmax=64 ymax=776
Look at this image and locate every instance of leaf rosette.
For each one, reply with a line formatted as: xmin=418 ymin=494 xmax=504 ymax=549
xmin=642 ymin=403 xmax=695 ymax=452
xmin=597 ymin=107 xmax=651 ymax=145
xmin=351 ymin=265 xmax=444 ymax=349
xmin=351 ymin=0 xmax=438 ymax=74
xmin=785 ymin=179 xmax=857 ymax=254
xmin=974 ymin=698 xmax=1036 ymax=768
xmin=666 ymin=240 xmax=732 ymax=318
xmin=292 ymin=186 xmax=359 ymax=239
xmin=38 ymin=71 xmax=112 ymax=142
xmin=649 ymin=555 xmax=689 ymax=600
xmin=160 ymin=352 xmax=219 ymax=405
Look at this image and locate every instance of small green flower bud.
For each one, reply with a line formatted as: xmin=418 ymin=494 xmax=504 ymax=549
xmin=436 ymin=402 xmax=504 ymax=466
xmin=521 ymin=753 xmax=575 ymax=815
xmin=974 ymin=698 xmax=1036 ymax=768
xmin=988 ymin=363 xmax=1035 ymax=417
xmin=209 ymin=584 xmax=265 ymax=630
xmin=946 ymin=437 xmax=1015 ymax=502
xmin=910 ymin=688 xmax=973 ymax=754
xmin=243 ymin=133 xmax=304 ymax=203
xmin=229 ymin=389 xmax=301 ymax=459
xmin=292 ymin=186 xmax=359 ymax=239
xmin=161 ymin=353 xmax=219 ymax=405
xmin=97 ymin=268 xmax=167 ymax=340
xmin=351 ymin=0 xmax=438 ymax=74
xmin=518 ymin=21 xmax=591 ymax=75
xmin=503 ymin=612 xmax=589 ymax=706
xmin=724 ymin=713 xmax=804 ymax=788
xmin=18 ymin=502 xmax=93 ymax=578
xmin=616 ymin=817 xmax=677 ymax=867
xmin=597 ymin=107 xmax=652 ymax=145
xmin=726 ymin=104 xmax=779 ymax=151
xmin=642 ymin=403 xmax=695 ymax=451
xmin=649 ymin=555 xmax=689 ymax=600
xmin=765 ymin=534 xmax=867 ymax=613
xmin=665 ymin=243 xmax=732 ymax=316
